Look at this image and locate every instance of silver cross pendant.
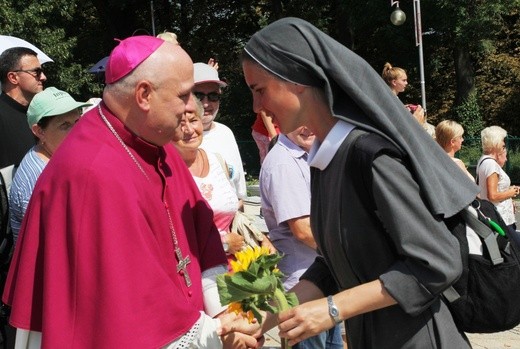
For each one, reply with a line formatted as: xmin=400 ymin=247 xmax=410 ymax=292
xmin=175 ymin=246 xmax=192 ymax=287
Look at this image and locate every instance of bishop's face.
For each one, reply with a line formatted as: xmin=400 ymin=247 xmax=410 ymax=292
xmin=142 ymin=43 xmax=196 ymax=146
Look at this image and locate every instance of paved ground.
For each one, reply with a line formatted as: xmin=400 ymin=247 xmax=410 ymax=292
xmin=261 ymin=328 xmax=282 ymax=349
xmin=260 ymin=326 xmax=520 ymax=348
xmin=467 ymin=326 xmax=520 ymax=348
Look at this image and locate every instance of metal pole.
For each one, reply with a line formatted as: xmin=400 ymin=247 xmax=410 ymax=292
xmin=150 ymin=1 xmax=156 ymax=36
xmin=414 ymin=0 xmax=426 ymax=112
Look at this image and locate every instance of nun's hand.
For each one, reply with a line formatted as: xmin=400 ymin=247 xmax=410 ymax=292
xmin=277 ymin=297 xmax=335 ymax=346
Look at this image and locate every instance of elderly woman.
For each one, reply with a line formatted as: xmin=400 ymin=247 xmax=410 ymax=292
xmin=172 ymin=99 xmax=245 ymax=256
xmin=172 ymin=100 xmax=276 ymax=262
xmin=436 ymin=120 xmax=474 ymax=180
xmin=9 ymin=87 xmax=90 ymax=245
xmin=476 ymin=126 xmax=519 ymax=241
xmin=237 ymin=17 xmax=478 ymax=348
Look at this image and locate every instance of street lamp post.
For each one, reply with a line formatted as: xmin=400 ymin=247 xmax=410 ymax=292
xmin=150 ymin=1 xmax=156 ymax=36
xmin=390 ymin=0 xmax=406 ymax=26
xmin=390 ymin=0 xmax=427 ymax=113
xmin=413 ymin=0 xmax=426 ymax=112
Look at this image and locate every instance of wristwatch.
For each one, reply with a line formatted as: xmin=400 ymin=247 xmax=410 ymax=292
xmin=327 ymin=295 xmax=342 ymax=324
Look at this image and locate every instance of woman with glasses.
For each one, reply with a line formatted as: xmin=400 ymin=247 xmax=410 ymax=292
xmin=192 ymin=62 xmax=248 ymax=204
xmin=9 ymin=87 xmax=90 ymax=245
xmin=476 ymin=125 xmax=519 ymax=243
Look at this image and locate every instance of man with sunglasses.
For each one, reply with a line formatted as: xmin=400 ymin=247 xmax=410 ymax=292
xmin=0 ymin=46 xmax=47 ymax=349
xmin=0 ymin=47 xmax=47 ymax=168
xmin=193 ymin=62 xmax=247 ymax=202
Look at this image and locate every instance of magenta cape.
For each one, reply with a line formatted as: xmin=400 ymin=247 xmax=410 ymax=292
xmin=3 ymin=103 xmax=227 ymax=348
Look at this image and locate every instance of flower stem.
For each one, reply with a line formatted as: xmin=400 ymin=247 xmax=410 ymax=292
xmin=273 ymin=288 xmax=290 ymax=311
xmin=273 ymin=288 xmax=292 ymax=349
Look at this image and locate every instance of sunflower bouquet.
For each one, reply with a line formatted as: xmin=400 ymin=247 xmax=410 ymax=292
xmin=217 ymin=246 xmax=299 ymax=325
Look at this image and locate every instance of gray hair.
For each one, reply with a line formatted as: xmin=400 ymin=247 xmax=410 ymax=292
xmin=194 ymin=95 xmax=204 ymax=118
xmin=481 ymin=125 xmax=507 ymax=154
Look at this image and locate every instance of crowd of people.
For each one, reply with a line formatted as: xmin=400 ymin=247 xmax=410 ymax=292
xmin=0 ymin=16 xmax=517 ymax=349
xmin=1 ymin=35 xmax=260 ymax=349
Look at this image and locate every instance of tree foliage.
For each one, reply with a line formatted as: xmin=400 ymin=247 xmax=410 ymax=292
xmin=0 ymin=0 xmax=103 ymax=98
xmin=430 ymin=0 xmax=520 ymax=134
xmin=1 ymin=0 xmax=519 ymax=173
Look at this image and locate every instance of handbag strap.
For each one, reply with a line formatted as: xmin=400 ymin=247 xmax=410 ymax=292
xmin=475 ymin=157 xmax=496 ymax=185
xmin=214 ymin=153 xmax=230 ymax=180
xmin=460 ymin=207 xmax=503 ymax=265
xmin=444 ymin=206 xmax=504 ymax=303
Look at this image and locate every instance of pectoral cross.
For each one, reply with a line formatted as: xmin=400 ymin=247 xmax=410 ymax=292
xmin=175 ymin=246 xmax=192 ymax=287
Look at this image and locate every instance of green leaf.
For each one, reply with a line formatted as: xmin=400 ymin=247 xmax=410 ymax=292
xmin=217 ymin=273 xmax=278 ymax=305
xmin=285 ymin=292 xmax=300 ymax=308
xmin=246 ymin=302 xmax=264 ymax=325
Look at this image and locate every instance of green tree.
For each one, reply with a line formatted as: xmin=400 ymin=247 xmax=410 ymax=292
xmin=0 ymin=0 xmax=103 ymax=98
xmin=2 ymin=0 xmax=519 ymax=174
xmin=433 ymin=1 xmax=520 ymax=132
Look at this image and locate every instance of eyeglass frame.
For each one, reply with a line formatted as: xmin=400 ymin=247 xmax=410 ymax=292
xmin=11 ymin=67 xmax=45 ymax=79
xmin=194 ymin=91 xmax=220 ymax=102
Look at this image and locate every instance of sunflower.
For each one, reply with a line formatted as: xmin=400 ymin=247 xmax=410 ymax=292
xmin=230 ymin=245 xmax=271 ymax=273
xmin=228 ymin=302 xmax=256 ymax=323
xmin=217 ymin=246 xmax=299 ymax=325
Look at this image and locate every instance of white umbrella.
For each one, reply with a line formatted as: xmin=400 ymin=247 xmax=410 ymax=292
xmin=0 ymin=35 xmax=53 ymax=64
xmin=88 ymin=56 xmax=109 ymax=73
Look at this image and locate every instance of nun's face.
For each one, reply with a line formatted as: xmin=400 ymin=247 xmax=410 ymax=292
xmin=242 ymin=60 xmax=304 ymax=134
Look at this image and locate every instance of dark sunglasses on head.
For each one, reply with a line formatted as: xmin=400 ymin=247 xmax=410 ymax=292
xmin=12 ymin=67 xmax=44 ymax=79
xmin=194 ymin=92 xmax=220 ymax=102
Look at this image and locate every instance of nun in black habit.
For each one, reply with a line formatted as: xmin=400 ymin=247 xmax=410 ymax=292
xmin=240 ymin=17 xmax=479 ymax=349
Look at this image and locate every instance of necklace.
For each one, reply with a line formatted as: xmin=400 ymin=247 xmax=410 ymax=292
xmin=98 ymin=105 xmax=192 ymax=287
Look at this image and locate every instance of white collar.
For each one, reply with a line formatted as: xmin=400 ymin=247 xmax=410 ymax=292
xmin=308 ymin=120 xmax=356 ymax=170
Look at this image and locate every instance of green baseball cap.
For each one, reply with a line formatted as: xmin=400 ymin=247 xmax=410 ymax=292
xmin=27 ymin=87 xmax=92 ymax=127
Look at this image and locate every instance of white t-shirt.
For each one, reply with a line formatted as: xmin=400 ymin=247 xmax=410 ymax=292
xmin=201 ymin=122 xmax=247 ymax=199
xmin=193 ymin=151 xmax=238 ymax=236
xmin=477 ymin=155 xmax=515 ymax=225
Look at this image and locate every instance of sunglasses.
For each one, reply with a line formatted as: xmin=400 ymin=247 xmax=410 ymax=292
xmin=194 ymin=92 xmax=220 ymax=102
xmin=12 ymin=67 xmax=45 ymax=79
